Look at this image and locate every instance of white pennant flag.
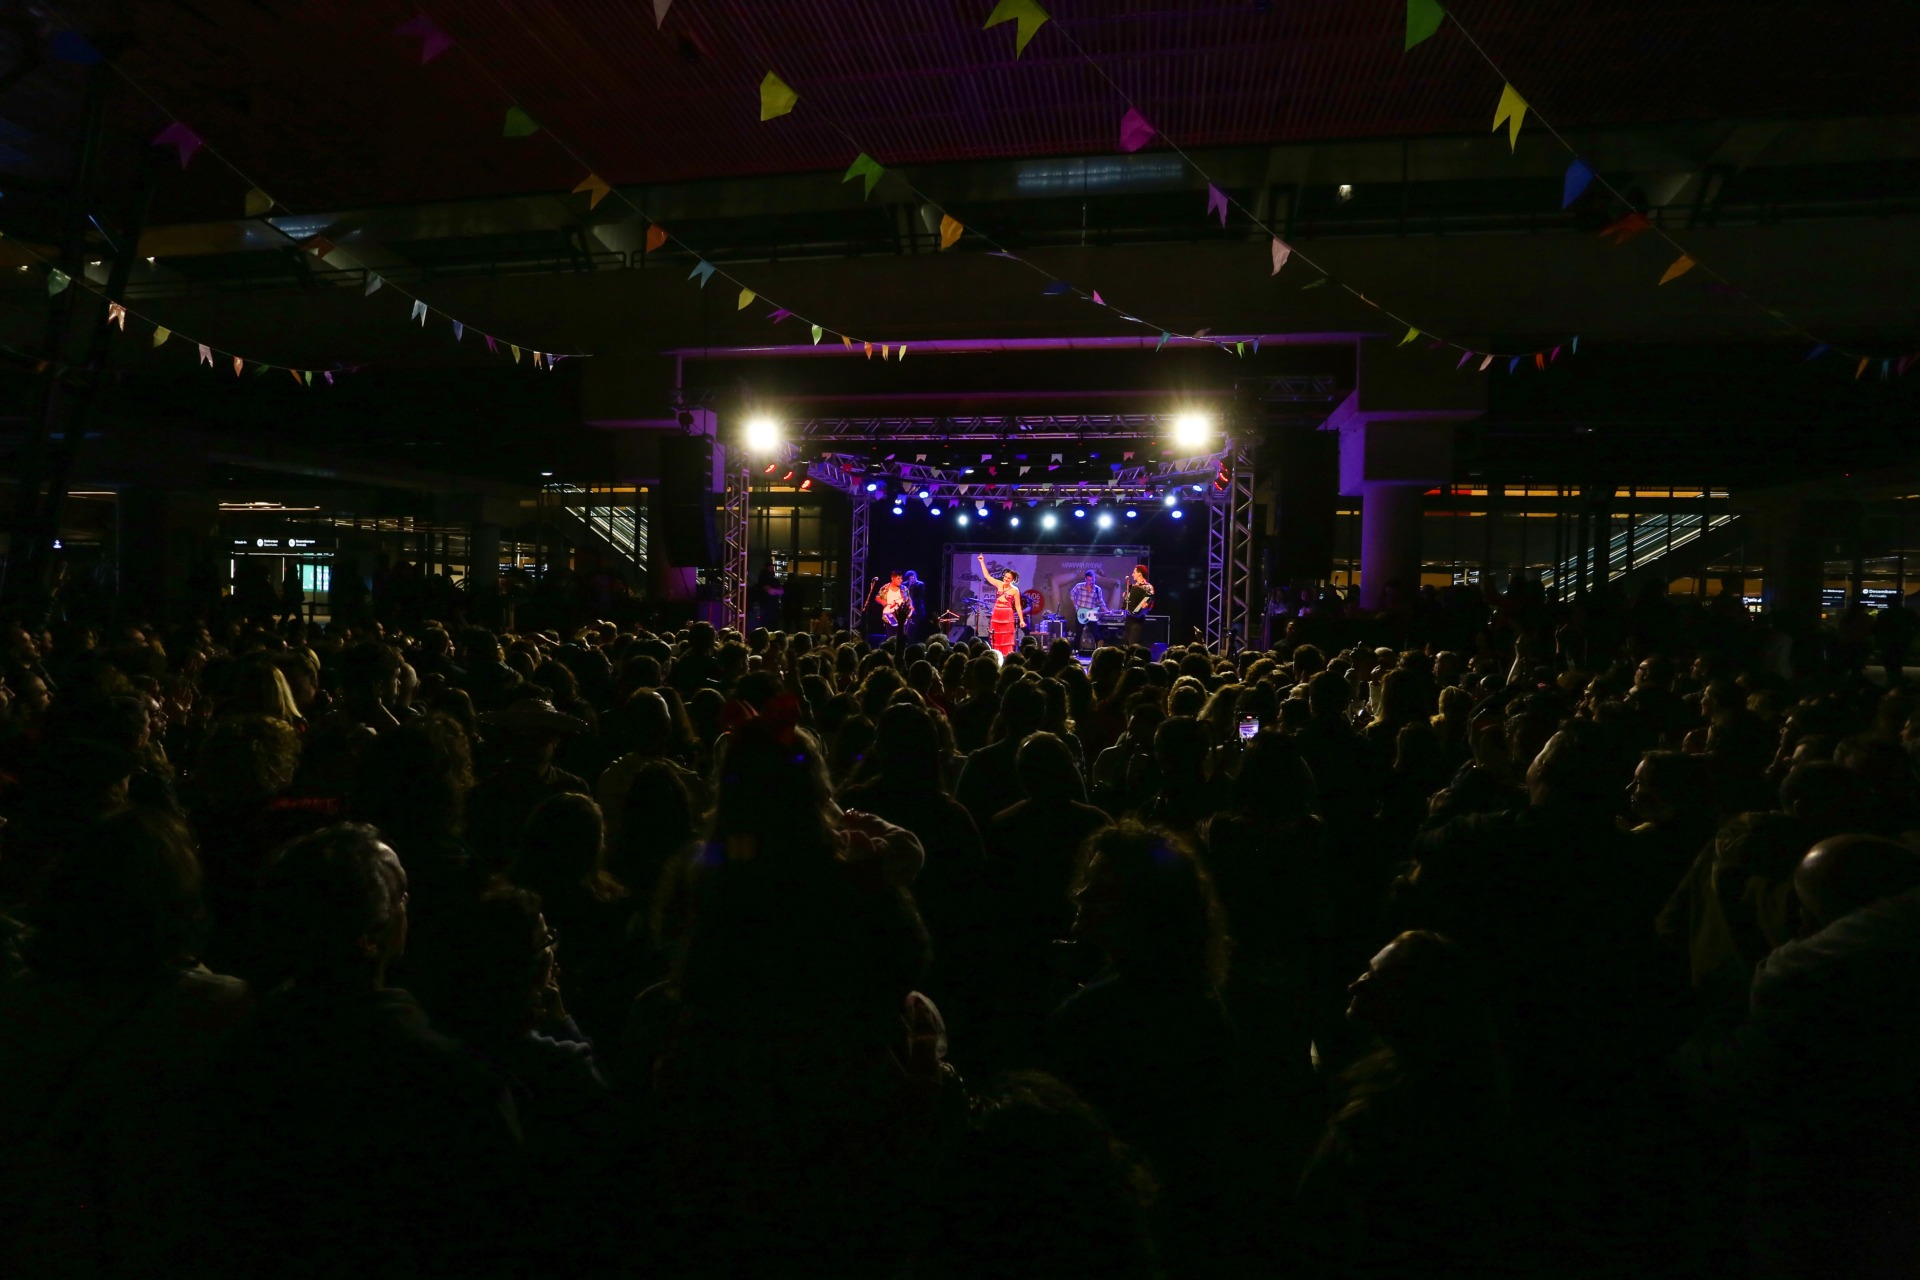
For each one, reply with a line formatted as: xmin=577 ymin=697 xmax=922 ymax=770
xmin=411 ymin=299 xmax=428 ymax=325
xmin=1270 ymin=237 xmax=1292 ymax=275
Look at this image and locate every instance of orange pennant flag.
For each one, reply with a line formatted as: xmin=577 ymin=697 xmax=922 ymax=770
xmin=1535 ymin=352 xmax=1546 ymax=370
xmin=645 ymin=225 xmax=668 ymax=253
xmin=864 ymin=342 xmax=874 ymax=360
xmin=1857 ymin=357 xmax=1870 ymax=380
xmin=572 ymin=173 xmax=612 ymax=209
xmin=938 ymin=214 xmax=963 ymax=250
xmin=842 ymin=335 xmax=853 ymax=351
xmin=289 ymin=368 xmax=303 ymax=385
xmin=1597 ymin=212 xmax=1652 ymax=246
xmin=1658 ymin=254 xmax=1696 ymax=285
xmin=232 ymin=355 xmax=243 ymax=376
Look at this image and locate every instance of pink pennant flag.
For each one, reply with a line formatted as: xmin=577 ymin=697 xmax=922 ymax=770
xmin=1271 ymin=237 xmax=1292 ymax=275
xmin=394 ymin=14 xmax=453 ymax=63
xmin=198 ymin=344 xmax=213 ymax=367
xmin=1205 ymin=185 xmax=1228 ymax=226
xmin=152 ymin=122 xmax=202 ymax=168
xmin=767 ymin=308 xmax=792 ymax=324
xmin=485 ymin=335 xmax=497 ymax=353
xmin=1456 ymin=351 xmax=1472 ymax=369
xmin=1092 ymin=290 xmax=1104 ymax=305
xmin=1550 ymin=345 xmax=1562 ymax=362
xmin=1118 ymin=108 xmax=1154 ymax=153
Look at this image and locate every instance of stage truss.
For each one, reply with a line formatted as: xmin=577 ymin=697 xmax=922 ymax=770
xmin=716 ymin=396 xmax=1336 ymax=650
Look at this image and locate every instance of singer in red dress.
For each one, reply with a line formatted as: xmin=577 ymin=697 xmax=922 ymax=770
xmin=977 ymin=553 xmax=1024 ymax=657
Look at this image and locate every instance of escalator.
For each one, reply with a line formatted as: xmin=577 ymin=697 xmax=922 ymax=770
xmin=1538 ymin=510 xmax=1743 ymax=593
xmin=544 ymin=485 xmax=648 ymax=574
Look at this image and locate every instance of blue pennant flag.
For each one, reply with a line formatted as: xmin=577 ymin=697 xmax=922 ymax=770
xmin=1562 ymin=159 xmax=1595 ymax=208
xmin=689 ymin=260 xmax=717 ymax=287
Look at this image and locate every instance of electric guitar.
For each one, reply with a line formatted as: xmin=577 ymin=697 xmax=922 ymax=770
xmin=1076 ymin=605 xmax=1103 ymax=624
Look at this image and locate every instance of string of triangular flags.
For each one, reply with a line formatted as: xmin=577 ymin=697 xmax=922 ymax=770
xmin=1402 ymin=0 xmax=1916 ymax=379
xmin=394 ymin=14 xmax=918 ymax=363
xmin=27 ymin=240 xmax=352 ymax=385
xmin=980 ymin=2 xmax=1574 ymax=370
xmin=48 ymin=19 xmax=587 ymax=374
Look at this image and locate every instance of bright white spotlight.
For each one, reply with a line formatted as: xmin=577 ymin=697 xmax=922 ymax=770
xmin=1163 ymin=492 xmax=1178 ymax=507
xmin=1097 ymin=513 xmax=1114 ymax=529
xmin=929 ymin=506 xmax=942 ymax=516
xmin=1041 ymin=513 xmax=1058 ymax=530
xmin=891 ymin=506 xmax=904 ymax=516
xmin=1191 ymin=484 xmax=1204 ymax=493
xmin=956 ymin=514 xmax=969 ymax=526
xmin=1171 ymin=411 xmax=1214 ymax=451
xmin=1124 ymin=509 xmax=1138 ymax=519
xmin=1170 ymin=508 xmax=1185 ymax=520
xmin=865 ymin=481 xmax=879 ymax=492
xmin=743 ymin=416 xmax=781 ymax=453
xmin=1009 ymin=516 xmax=1021 ymax=528
xmin=1072 ymin=507 xmax=1086 ymax=518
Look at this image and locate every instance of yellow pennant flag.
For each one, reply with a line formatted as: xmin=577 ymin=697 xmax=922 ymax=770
xmin=511 ymin=344 xmax=522 ymax=363
xmin=939 ymin=214 xmax=963 ymax=250
xmin=1398 ymin=327 xmax=1420 ymax=346
xmin=983 ymin=0 xmax=1050 ymax=57
xmin=898 ymin=344 xmax=908 ymax=362
xmin=572 ymin=173 xmax=612 ymax=209
xmin=759 ymin=72 xmax=798 ymax=120
xmin=881 ymin=344 xmax=891 ymax=360
xmin=244 ymin=188 xmax=273 ymax=217
xmin=1659 ymin=254 xmax=1696 ymax=285
xmin=152 ymin=326 xmax=170 ymax=348
xmin=1492 ymin=83 xmax=1528 ymax=152
xmin=737 ymin=288 xmax=756 ymax=311
xmin=1856 ymin=356 xmax=1870 ymax=380
xmin=842 ymin=335 xmax=853 ymax=351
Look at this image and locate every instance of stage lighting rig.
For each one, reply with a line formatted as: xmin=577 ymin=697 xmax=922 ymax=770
xmin=743 ymin=416 xmax=781 ymax=454
xmin=1170 ymin=411 xmax=1215 ymax=451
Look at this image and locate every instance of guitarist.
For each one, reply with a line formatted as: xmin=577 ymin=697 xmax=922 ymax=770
xmin=874 ymin=570 xmax=913 ymax=649
xmin=1122 ymin=563 xmax=1155 ymax=648
xmin=1069 ymin=569 xmax=1108 ymax=650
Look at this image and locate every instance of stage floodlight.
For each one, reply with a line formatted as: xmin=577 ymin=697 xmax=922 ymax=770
xmin=743 ymin=416 xmax=781 ymax=454
xmin=1170 ymin=508 xmax=1185 ymax=520
xmin=1041 ymin=512 xmax=1058 ymax=530
xmin=1171 ymin=411 xmax=1214 ymax=450
xmin=891 ymin=506 xmax=904 ymax=516
xmin=1163 ymin=492 xmax=1178 ymax=507
xmin=865 ymin=481 xmax=879 ymax=492
xmin=956 ymin=513 xmax=969 ymax=526
xmin=1191 ymin=483 xmax=1204 ymax=493
xmin=1125 ymin=508 xmax=1138 ymax=519
xmin=1072 ymin=507 xmax=1086 ymax=518
xmin=1009 ymin=516 xmax=1021 ymax=528
xmin=929 ymin=506 xmax=942 ymax=516
xmin=1097 ymin=513 xmax=1114 ymax=529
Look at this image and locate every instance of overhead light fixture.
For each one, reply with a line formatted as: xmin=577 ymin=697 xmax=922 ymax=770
xmin=1163 ymin=492 xmax=1178 ymax=507
xmin=1041 ymin=512 xmax=1058 ymax=530
xmin=1072 ymin=507 xmax=1086 ymax=518
xmin=1191 ymin=484 xmax=1204 ymax=493
xmin=742 ymin=415 xmax=781 ymax=454
xmin=1170 ymin=411 xmax=1215 ymax=451
xmin=1170 ymin=509 xmax=1185 ymax=520
xmin=956 ymin=513 xmax=969 ymax=526
xmin=865 ymin=481 xmax=879 ymax=492
xmin=929 ymin=506 xmax=942 ymax=516
xmin=1337 ymin=183 xmax=1354 ymax=203
xmin=1096 ymin=513 xmax=1114 ymax=529
xmin=1009 ymin=516 xmax=1021 ymax=528
xmin=891 ymin=506 xmax=904 ymax=516
xmin=145 ymin=256 xmax=156 ymax=264
xmin=1124 ymin=509 xmax=1138 ymax=519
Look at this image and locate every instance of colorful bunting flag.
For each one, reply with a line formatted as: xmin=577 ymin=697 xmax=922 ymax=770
xmin=1457 ymin=351 xmax=1473 ymax=369
xmin=898 ymin=344 xmax=907 ymax=362
xmin=1271 ymin=237 xmax=1292 ymax=275
xmin=485 ymin=335 xmax=498 ymax=353
xmin=1550 ymin=345 xmax=1562 ymax=362
xmin=939 ymin=214 xmax=964 ymax=249
xmin=1042 ymin=281 xmax=1072 ymax=296
xmin=1597 ymin=212 xmax=1652 ymax=246
xmin=511 ymin=344 xmax=522 ymax=363
xmin=153 ymin=326 xmax=170 ymax=348
xmin=289 ymin=368 xmax=303 ymax=386
xmin=843 ymin=153 xmax=885 ymax=199
xmin=1561 ymin=159 xmax=1595 ymax=209
xmin=199 ymin=344 xmax=213 ymax=367
xmin=864 ymin=342 xmax=874 ymax=360
xmin=759 ymin=72 xmax=798 ymax=121
xmin=654 ymin=0 xmax=673 ymax=26
xmin=502 ymin=107 xmax=539 ymax=138
xmin=1491 ymin=83 xmax=1528 ymax=152
xmin=233 ymin=355 xmax=244 ymax=376
xmin=304 ymin=370 xmax=313 ymax=386
xmin=453 ymin=321 xmax=464 ymax=342
xmin=303 ymin=236 xmax=335 ymax=259
xmin=365 ymin=273 xmax=383 ymax=296
xmin=768 ymin=308 xmax=792 ymax=324
xmin=881 ymin=344 xmax=891 ymax=359
xmin=1252 ymin=337 xmax=1260 ymax=355
xmin=688 ymin=260 xmax=716 ymax=287
xmin=737 ymin=288 xmax=756 ymax=310
xmin=1235 ymin=342 xmax=1246 ymax=358
xmin=1405 ymin=0 xmax=1445 ymax=50
xmin=153 ymin=122 xmax=203 ymax=168
xmin=1658 ymin=254 xmax=1696 ymax=285
xmin=1206 ymin=185 xmax=1229 ymax=226
xmin=842 ymin=336 xmax=853 ymax=351
xmin=1092 ymin=290 xmax=1105 ymax=305
xmin=1118 ymin=108 xmax=1154 ymax=153
xmin=572 ymin=173 xmax=612 ymax=209
xmin=811 ymin=324 xmax=824 ymax=345
xmin=1508 ymin=357 xmax=1520 ymax=374
xmin=244 ymin=188 xmax=274 ymax=217
xmin=1856 ymin=357 xmax=1869 ymax=380
xmin=47 ymin=268 xmax=69 ymax=296
xmin=983 ymin=0 xmax=1049 ymax=57
xmin=324 ymin=371 xmax=335 ymax=385
xmin=1302 ymin=276 xmax=1328 ymax=290
xmin=645 ymin=225 xmax=668 ymax=254
xmin=411 ymin=299 xmax=428 ymax=324
xmin=1156 ymin=331 xmax=1171 ymax=352
xmin=1479 ymin=355 xmax=1493 ymax=371
xmin=1535 ymin=352 xmax=1546 ymax=370
xmin=395 ymin=15 xmax=454 ymax=63
xmin=106 ymin=302 xmax=126 ymax=331
xmin=1398 ymin=327 xmax=1419 ymax=346
xmin=1572 ymin=335 xmax=1580 ymax=354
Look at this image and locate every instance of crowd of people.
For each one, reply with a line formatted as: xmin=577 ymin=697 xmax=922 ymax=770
xmin=0 ymin=578 xmax=1916 ymax=1278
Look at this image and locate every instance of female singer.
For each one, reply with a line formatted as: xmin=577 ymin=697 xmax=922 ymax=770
xmin=977 ymin=553 xmax=1024 ymax=657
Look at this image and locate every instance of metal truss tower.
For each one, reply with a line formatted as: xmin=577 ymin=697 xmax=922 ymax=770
xmin=1203 ymin=437 xmax=1256 ymax=654
xmin=720 ymin=460 xmax=750 ymax=632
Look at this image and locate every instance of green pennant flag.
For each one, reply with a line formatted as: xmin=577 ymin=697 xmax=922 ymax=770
xmin=843 ymin=153 xmax=885 ymax=200
xmin=47 ymin=268 xmax=69 ymax=296
xmin=1156 ymin=331 xmax=1171 ymax=352
xmin=1405 ymin=0 xmax=1444 ymax=50
xmin=983 ymin=0 xmax=1050 ymax=57
xmin=1303 ymin=276 xmax=1329 ymax=290
xmin=1399 ymin=327 xmax=1420 ymax=346
xmin=502 ymin=106 xmax=539 ymax=138
xmin=811 ymin=324 xmax=823 ymax=345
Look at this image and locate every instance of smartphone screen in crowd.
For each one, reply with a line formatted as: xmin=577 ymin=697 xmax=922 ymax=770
xmin=1238 ymin=716 xmax=1260 ymax=741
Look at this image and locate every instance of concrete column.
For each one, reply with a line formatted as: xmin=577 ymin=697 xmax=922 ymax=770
xmin=1358 ymin=482 xmax=1425 ymax=612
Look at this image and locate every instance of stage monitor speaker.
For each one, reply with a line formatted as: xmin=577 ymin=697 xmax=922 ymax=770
xmin=947 ymin=624 xmax=976 ymax=645
xmin=658 ymin=435 xmax=721 ymax=567
xmin=1270 ymin=426 xmax=1338 ymax=581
